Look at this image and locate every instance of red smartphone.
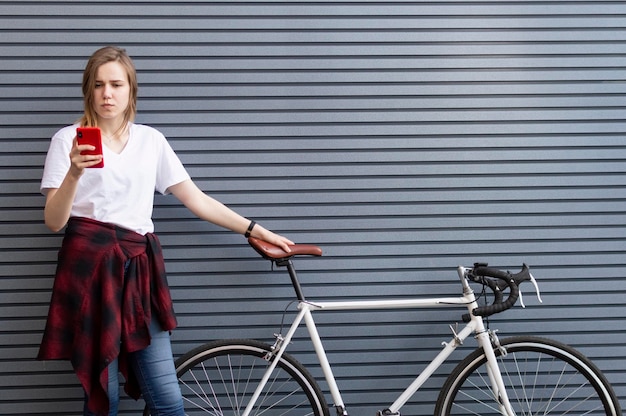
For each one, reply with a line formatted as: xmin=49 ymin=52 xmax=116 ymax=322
xmin=76 ymin=127 xmax=104 ymax=168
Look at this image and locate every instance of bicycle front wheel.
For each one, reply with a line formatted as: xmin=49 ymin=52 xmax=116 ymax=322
xmin=158 ymin=339 xmax=329 ymax=416
xmin=435 ymin=336 xmax=621 ymax=416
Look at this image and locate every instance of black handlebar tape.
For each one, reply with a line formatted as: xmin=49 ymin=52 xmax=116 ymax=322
xmin=472 ymin=283 xmax=519 ymax=318
xmin=462 ymin=264 xmax=530 ymax=322
xmin=473 ymin=266 xmax=511 ymax=281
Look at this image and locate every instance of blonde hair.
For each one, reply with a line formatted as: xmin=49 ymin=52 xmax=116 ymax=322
xmin=79 ymin=46 xmax=137 ymax=133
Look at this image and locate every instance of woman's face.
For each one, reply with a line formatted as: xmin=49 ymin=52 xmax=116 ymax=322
xmin=93 ymin=61 xmax=131 ymax=125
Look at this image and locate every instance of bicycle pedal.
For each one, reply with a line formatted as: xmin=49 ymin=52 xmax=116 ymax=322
xmin=376 ymin=410 xmax=400 ymax=416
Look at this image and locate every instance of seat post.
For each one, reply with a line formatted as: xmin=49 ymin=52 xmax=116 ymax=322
xmin=276 ymin=258 xmax=306 ymax=301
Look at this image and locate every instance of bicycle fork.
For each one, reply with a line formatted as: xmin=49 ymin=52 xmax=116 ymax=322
xmin=476 ymin=328 xmax=517 ymax=416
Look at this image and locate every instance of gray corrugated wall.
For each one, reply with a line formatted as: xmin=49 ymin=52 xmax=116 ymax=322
xmin=1 ymin=0 xmax=625 ymax=414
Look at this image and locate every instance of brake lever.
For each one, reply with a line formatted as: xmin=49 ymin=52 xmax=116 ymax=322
xmin=530 ymin=272 xmax=543 ymax=303
xmin=514 ymin=271 xmax=543 ymax=309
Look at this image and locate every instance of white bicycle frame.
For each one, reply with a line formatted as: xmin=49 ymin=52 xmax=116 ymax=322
xmin=243 ymin=265 xmax=516 ymax=416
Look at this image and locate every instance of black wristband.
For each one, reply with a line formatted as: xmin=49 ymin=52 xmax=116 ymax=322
xmin=244 ymin=220 xmax=256 ymax=238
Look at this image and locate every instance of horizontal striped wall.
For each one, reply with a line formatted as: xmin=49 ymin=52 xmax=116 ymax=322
xmin=1 ymin=1 xmax=625 ymax=414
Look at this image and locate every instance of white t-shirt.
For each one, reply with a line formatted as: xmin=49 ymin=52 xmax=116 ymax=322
xmin=41 ymin=123 xmax=191 ymax=235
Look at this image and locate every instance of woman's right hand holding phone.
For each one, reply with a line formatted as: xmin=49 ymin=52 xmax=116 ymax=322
xmin=70 ymin=136 xmax=103 ymax=174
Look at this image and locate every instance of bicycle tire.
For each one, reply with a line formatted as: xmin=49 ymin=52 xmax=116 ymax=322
xmin=435 ymin=335 xmax=621 ymax=416
xmin=144 ymin=339 xmax=329 ymax=416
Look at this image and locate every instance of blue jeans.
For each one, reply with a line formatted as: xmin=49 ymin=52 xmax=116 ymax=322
xmin=83 ymin=320 xmax=184 ymax=416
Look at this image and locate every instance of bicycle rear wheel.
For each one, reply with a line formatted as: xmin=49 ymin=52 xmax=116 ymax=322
xmin=435 ymin=335 xmax=621 ymax=416
xmin=145 ymin=339 xmax=329 ymax=416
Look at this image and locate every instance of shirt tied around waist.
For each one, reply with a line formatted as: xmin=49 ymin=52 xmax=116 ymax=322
xmin=37 ymin=217 xmax=177 ymax=415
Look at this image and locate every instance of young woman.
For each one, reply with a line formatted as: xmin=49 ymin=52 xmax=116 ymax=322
xmin=37 ymin=46 xmax=293 ymax=416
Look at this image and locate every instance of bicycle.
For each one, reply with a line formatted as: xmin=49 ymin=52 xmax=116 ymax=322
xmin=145 ymin=237 xmax=621 ymax=416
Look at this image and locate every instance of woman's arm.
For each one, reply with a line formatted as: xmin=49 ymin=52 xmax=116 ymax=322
xmin=168 ymin=179 xmax=293 ymax=252
xmin=43 ymin=138 xmax=103 ymax=232
xmin=44 ymin=180 xmax=78 ymax=232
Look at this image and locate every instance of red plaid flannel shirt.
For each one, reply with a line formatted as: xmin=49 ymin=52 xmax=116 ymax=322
xmin=37 ymin=217 xmax=177 ymax=415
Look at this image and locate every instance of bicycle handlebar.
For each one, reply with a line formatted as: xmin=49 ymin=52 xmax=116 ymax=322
xmin=462 ymin=263 xmax=532 ymax=323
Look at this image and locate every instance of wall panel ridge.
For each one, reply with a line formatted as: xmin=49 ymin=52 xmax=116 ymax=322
xmin=0 ymin=0 xmax=625 ymax=414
